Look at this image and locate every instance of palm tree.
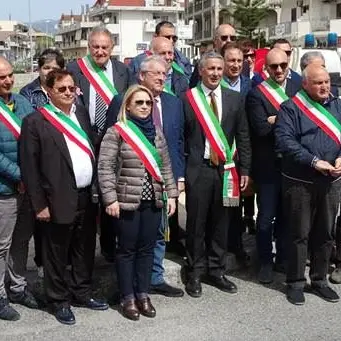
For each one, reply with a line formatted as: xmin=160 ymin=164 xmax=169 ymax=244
xmin=222 ymin=0 xmax=271 ymax=39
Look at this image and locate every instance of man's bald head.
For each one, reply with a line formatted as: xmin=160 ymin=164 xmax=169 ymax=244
xmin=150 ymin=36 xmax=174 ymax=71
xmin=265 ymin=48 xmax=289 ymax=85
xmin=0 ymin=56 xmax=14 ymax=100
xmin=214 ymin=24 xmax=236 ymax=53
xmin=302 ymin=65 xmax=330 ymax=102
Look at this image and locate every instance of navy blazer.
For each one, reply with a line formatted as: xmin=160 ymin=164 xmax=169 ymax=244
xmin=171 ymin=71 xmax=189 ymax=98
xmin=246 ymin=78 xmax=301 ymax=182
xmin=66 ymin=57 xmax=134 ymax=111
xmin=105 ymin=91 xmax=184 ymax=181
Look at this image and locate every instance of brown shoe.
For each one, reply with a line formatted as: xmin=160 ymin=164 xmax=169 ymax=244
xmin=120 ymin=299 xmax=139 ymax=321
xmin=137 ymin=297 xmax=156 ymax=318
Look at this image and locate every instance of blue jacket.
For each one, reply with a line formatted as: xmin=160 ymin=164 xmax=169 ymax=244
xmin=129 ymin=49 xmax=192 ymax=82
xmin=222 ymin=75 xmax=252 ymax=98
xmin=0 ymin=93 xmax=34 ymax=195
xmin=275 ymin=95 xmax=341 ymax=184
xmin=20 ymin=77 xmax=49 ymax=109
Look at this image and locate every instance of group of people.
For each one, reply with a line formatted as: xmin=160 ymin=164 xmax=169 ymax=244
xmin=0 ymin=20 xmax=340 ymax=325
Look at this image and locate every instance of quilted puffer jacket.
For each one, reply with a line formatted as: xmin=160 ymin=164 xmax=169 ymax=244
xmin=98 ymin=126 xmax=178 ymax=210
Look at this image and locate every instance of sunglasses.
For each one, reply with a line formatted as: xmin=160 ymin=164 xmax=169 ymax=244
xmin=164 ymin=35 xmax=178 ymax=43
xmin=284 ymin=50 xmax=292 ymax=57
xmin=134 ymin=100 xmax=153 ymax=107
xmin=268 ymin=63 xmax=288 ymax=70
xmin=220 ymin=35 xmax=237 ymax=42
xmin=244 ymin=53 xmax=255 ymax=60
xmin=54 ymin=86 xmax=76 ymax=93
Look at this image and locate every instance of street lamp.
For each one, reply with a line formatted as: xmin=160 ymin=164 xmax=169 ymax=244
xmin=28 ymin=0 xmax=33 ymax=74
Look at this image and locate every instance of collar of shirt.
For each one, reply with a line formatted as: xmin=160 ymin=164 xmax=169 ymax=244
xmin=287 ymin=69 xmax=292 ymax=79
xmin=226 ymin=76 xmax=241 ymax=88
xmin=49 ymin=102 xmax=77 ymax=116
xmin=201 ymin=82 xmax=222 ymax=100
xmin=280 ymin=79 xmax=287 ymax=91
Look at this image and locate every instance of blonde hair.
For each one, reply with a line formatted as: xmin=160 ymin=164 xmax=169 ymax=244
xmin=117 ymin=84 xmax=154 ymax=123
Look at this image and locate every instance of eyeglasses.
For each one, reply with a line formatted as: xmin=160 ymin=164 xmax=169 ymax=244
xmin=144 ymin=70 xmax=167 ymax=78
xmin=163 ymin=35 xmax=178 ymax=43
xmin=134 ymin=100 xmax=153 ymax=107
xmin=268 ymin=63 xmax=288 ymax=71
xmin=283 ymin=50 xmax=292 ymax=57
xmin=244 ymin=53 xmax=255 ymax=60
xmin=54 ymin=86 xmax=76 ymax=93
xmin=220 ymin=35 xmax=237 ymax=42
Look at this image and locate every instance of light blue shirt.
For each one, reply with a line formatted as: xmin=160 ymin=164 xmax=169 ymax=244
xmin=165 ymin=68 xmax=173 ymax=88
xmin=88 ymin=59 xmax=114 ymax=126
xmin=226 ymin=76 xmax=241 ymax=93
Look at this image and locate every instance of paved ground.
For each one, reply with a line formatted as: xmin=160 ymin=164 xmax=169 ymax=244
xmin=1 ymin=199 xmax=341 ymax=340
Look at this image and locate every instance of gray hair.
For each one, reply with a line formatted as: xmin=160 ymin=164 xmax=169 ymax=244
xmin=198 ymin=51 xmax=224 ymax=69
xmin=300 ymin=51 xmax=325 ymax=71
xmin=139 ymin=55 xmax=167 ymax=72
xmin=88 ymin=26 xmax=113 ymax=44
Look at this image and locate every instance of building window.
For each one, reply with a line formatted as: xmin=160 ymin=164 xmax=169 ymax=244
xmin=337 ymin=3 xmax=341 ymax=19
xmin=291 ymin=8 xmax=297 ymax=22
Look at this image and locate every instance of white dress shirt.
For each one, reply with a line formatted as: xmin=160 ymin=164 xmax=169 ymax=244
xmin=59 ymin=104 xmax=93 ymax=188
xmin=201 ymin=83 xmax=223 ymax=159
xmin=88 ymin=58 xmax=114 ymax=126
xmin=154 ymin=95 xmax=163 ymax=127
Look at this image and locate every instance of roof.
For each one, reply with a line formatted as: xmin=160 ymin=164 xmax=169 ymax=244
xmin=59 ymin=14 xmax=82 ymax=22
xmin=93 ymin=0 xmax=146 ymax=6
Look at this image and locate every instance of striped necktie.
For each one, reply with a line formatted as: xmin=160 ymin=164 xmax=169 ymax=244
xmin=94 ymin=64 xmax=108 ymax=133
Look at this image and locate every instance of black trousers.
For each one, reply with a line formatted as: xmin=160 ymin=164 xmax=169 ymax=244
xmin=334 ymin=213 xmax=341 ymax=266
xmin=168 ymin=202 xmax=180 ymax=244
xmin=42 ymin=190 xmax=97 ymax=308
xmin=99 ymin=206 xmax=116 ymax=258
xmin=243 ymin=195 xmax=255 ymax=218
xmin=33 ymin=220 xmax=43 ymax=267
xmin=116 ymin=201 xmax=161 ymax=298
xmin=186 ymin=162 xmax=231 ymax=278
xmin=283 ymin=177 xmax=341 ymax=288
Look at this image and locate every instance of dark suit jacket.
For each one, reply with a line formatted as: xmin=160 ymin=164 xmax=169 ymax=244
xmin=67 ymin=57 xmax=134 ymax=111
xmin=252 ymin=68 xmax=302 ymax=89
xmin=105 ymin=91 xmax=185 ymax=181
xmin=19 ymin=105 xmax=95 ymax=224
xmin=246 ymin=78 xmax=301 ymax=182
xmin=171 ymin=71 xmax=189 ymax=98
xmin=184 ymin=86 xmax=251 ymax=187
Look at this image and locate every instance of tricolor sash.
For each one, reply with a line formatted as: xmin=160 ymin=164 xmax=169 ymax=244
xmin=220 ymin=78 xmax=230 ymax=89
xmin=293 ymin=90 xmax=341 ymax=146
xmin=258 ymin=78 xmax=289 ymax=110
xmin=39 ymin=104 xmax=95 ymax=160
xmin=163 ymin=84 xmax=176 ymax=96
xmin=77 ymin=55 xmax=118 ymax=105
xmin=186 ymin=86 xmax=239 ymax=207
xmin=114 ymin=120 xmax=171 ymax=239
xmin=0 ymin=101 xmax=21 ymax=139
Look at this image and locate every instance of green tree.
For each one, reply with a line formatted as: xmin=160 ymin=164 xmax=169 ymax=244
xmin=222 ymin=0 xmax=271 ymax=40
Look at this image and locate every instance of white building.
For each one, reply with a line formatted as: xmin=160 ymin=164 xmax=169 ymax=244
xmin=268 ymin=0 xmax=341 ymax=45
xmin=55 ymin=0 xmax=193 ymax=62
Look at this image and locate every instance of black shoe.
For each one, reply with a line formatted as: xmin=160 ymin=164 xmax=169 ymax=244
xmin=185 ymin=277 xmax=202 ymax=298
xmin=311 ymin=285 xmax=340 ymax=303
xmin=286 ymin=287 xmax=305 ymax=305
xmin=54 ymin=306 xmax=76 ymax=325
xmin=258 ymin=264 xmax=274 ymax=284
xmin=150 ymin=282 xmax=184 ymax=297
xmin=0 ymin=298 xmax=20 ymax=321
xmin=208 ymin=275 xmax=238 ymax=294
xmin=72 ymin=298 xmax=109 ymax=311
xmin=9 ymin=288 xmax=39 ymax=309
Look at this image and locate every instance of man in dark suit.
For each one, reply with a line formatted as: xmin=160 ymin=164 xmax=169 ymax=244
xmin=149 ymin=37 xmax=188 ymax=97
xmin=246 ymin=48 xmax=302 ymax=284
xmin=220 ymin=42 xmax=253 ymax=262
xmin=184 ymin=51 xmax=251 ymax=298
xmin=67 ymin=26 xmax=133 ymax=261
xmin=19 ymin=70 xmax=108 ymax=325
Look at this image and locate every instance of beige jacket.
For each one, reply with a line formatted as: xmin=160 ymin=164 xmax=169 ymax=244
xmin=98 ymin=126 xmax=178 ymax=211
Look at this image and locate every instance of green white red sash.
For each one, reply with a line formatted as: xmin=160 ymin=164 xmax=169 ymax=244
xmin=115 ymin=120 xmax=170 ymax=239
xmin=163 ymin=84 xmax=176 ymax=96
xmin=220 ymin=78 xmax=230 ymax=89
xmin=186 ymin=85 xmax=239 ymax=207
xmin=258 ymin=78 xmax=289 ymax=110
xmin=77 ymin=55 xmax=118 ymax=105
xmin=0 ymin=101 xmax=21 ymax=140
xmin=293 ymin=90 xmax=341 ymax=146
xmin=39 ymin=104 xmax=95 ymax=160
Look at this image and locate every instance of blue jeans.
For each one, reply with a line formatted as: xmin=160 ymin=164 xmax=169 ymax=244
xmin=256 ymin=179 xmax=286 ymax=265
xmin=151 ymin=211 xmax=166 ymax=285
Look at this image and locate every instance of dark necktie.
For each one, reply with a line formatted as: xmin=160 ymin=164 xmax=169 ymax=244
xmin=152 ymin=98 xmax=162 ymax=129
xmin=94 ymin=64 xmax=108 ymax=132
xmin=209 ymin=91 xmax=219 ymax=166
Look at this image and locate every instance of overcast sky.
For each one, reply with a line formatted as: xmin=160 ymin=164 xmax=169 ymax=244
xmin=1 ymin=0 xmax=94 ymax=22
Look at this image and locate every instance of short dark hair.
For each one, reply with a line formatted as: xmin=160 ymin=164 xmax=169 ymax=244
xmin=237 ymin=39 xmax=254 ymax=54
xmin=38 ymin=49 xmax=65 ymax=69
xmin=271 ymin=38 xmax=291 ymax=49
xmin=220 ymin=42 xmax=241 ymax=58
xmin=45 ymin=69 xmax=75 ymax=89
xmin=155 ymin=21 xmax=174 ymax=35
